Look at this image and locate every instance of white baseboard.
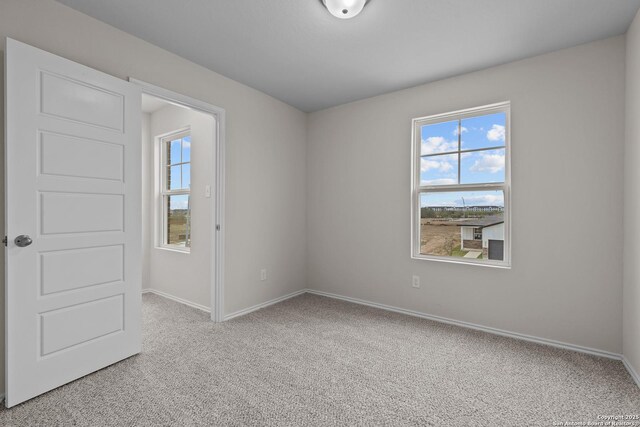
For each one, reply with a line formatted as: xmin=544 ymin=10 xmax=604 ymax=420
xmin=224 ymin=289 xmax=306 ymax=321
xmin=623 ymin=356 xmax=640 ymax=388
xmin=140 ymin=286 xmax=638 ymax=389
xmin=305 ymin=289 xmax=622 ymax=361
xmin=142 ymin=288 xmax=306 ymax=320
xmin=142 ymin=288 xmax=210 ymax=313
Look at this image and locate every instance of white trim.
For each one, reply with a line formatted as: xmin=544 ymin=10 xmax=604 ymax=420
xmin=130 ymin=78 xmax=226 ymax=323
xmin=223 ymin=290 xmax=307 ymax=321
xmin=623 ymin=356 xmax=640 ymax=389
xmin=305 ymin=289 xmax=621 ymax=361
xmin=410 ymin=255 xmax=511 ymax=269
xmin=154 ymin=246 xmax=190 ymax=255
xmin=142 ymin=288 xmax=210 ymax=313
xmin=412 ymin=101 xmax=512 ymax=124
xmin=410 ymin=101 xmax=511 ymax=268
xmin=146 ymin=287 xmax=640 ymax=389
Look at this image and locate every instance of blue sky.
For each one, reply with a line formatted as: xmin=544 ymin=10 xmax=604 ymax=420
xmin=420 ymin=113 xmax=505 ymax=186
xmin=169 ymin=194 xmax=190 ymax=212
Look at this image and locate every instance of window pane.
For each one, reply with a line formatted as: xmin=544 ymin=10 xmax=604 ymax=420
xmin=420 ymin=190 xmax=504 ymax=260
xmin=182 ymin=136 xmax=191 ymax=162
xmin=168 ymin=165 xmax=182 ymax=190
xmin=460 ymin=112 xmax=506 ymax=151
xmin=460 ymin=148 xmax=505 ymax=184
xmin=420 ymin=120 xmax=459 ymax=155
xmin=182 ymin=164 xmax=191 ymax=189
xmin=169 ymin=139 xmax=182 ymax=165
xmin=420 ymin=153 xmax=458 ymax=186
xmin=166 ymin=194 xmax=191 ymax=247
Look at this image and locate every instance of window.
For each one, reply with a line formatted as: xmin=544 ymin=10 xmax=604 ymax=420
xmin=411 ymin=102 xmax=510 ymax=267
xmin=159 ymin=130 xmax=191 ymax=251
xmin=473 ymin=228 xmax=482 ymax=240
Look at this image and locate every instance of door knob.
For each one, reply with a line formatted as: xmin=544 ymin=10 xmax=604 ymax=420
xmin=14 ymin=235 xmax=33 ymax=247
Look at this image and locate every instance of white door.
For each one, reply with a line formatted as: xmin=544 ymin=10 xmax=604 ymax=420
xmin=4 ymin=38 xmax=142 ymax=407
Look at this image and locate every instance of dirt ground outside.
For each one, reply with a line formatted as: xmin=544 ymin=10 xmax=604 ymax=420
xmin=420 ymin=220 xmax=463 ymax=257
xmin=168 ymin=210 xmax=190 ymax=247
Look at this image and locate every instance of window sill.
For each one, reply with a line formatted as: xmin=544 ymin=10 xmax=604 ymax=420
xmin=156 ymin=245 xmax=191 ymax=254
xmin=411 ymin=254 xmax=511 ymax=269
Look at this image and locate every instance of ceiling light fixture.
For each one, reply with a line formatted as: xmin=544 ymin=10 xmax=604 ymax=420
xmin=322 ymin=0 xmax=369 ymax=19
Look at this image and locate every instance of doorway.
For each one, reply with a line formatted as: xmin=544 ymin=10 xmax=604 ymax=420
xmin=134 ymin=80 xmax=226 ymax=323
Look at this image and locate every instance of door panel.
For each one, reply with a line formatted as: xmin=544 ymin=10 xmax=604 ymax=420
xmin=40 ymin=71 xmax=125 ymax=132
xmin=5 ymin=38 xmax=141 ymax=407
xmin=40 ymin=192 xmax=124 ymax=234
xmin=40 ymin=132 xmax=124 ymax=181
xmin=40 ymin=294 xmax=124 ymax=356
xmin=40 ymin=245 xmax=124 ymax=295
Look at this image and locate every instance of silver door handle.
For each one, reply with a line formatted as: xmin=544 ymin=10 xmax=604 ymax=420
xmin=14 ymin=235 xmax=32 ymax=247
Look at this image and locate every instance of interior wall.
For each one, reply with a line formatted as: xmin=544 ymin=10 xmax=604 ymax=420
xmin=624 ymin=9 xmax=640 ymax=379
xmin=145 ymin=104 xmax=214 ymax=308
xmin=0 ymin=0 xmax=308 ymax=396
xmin=306 ymin=36 xmax=626 ymax=354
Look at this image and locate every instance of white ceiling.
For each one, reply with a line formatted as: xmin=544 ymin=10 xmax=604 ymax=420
xmin=56 ymin=0 xmax=640 ymax=112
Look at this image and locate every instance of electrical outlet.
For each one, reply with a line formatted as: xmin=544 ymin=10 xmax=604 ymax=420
xmin=412 ymin=275 xmax=420 ymax=288
xmin=260 ymin=269 xmax=267 ymax=281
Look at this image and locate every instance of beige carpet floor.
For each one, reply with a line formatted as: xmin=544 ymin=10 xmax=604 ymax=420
xmin=0 ymin=293 xmax=638 ymax=426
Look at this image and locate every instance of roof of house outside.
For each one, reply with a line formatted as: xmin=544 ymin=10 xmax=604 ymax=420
xmin=457 ymin=216 xmax=504 ymax=228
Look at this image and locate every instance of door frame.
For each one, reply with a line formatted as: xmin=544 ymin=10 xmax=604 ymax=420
xmin=130 ymin=78 xmax=226 ymax=322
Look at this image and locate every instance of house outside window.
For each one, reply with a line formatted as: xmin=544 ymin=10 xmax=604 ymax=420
xmin=159 ymin=130 xmax=192 ymax=251
xmin=411 ymin=102 xmax=510 ymax=267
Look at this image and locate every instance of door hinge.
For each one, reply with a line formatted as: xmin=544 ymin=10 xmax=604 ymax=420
xmin=2 ymin=236 xmax=7 ymax=247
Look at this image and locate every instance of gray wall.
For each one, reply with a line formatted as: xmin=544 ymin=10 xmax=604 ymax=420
xmin=0 ymin=0 xmax=308 ymax=395
xmin=145 ymin=104 xmax=215 ymax=308
xmin=307 ymin=36 xmax=626 ymax=354
xmin=624 ymin=9 xmax=640 ymax=379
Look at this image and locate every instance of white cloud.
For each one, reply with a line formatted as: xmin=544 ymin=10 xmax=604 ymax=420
xmin=421 ymin=178 xmax=456 ymax=186
xmin=425 ymin=200 xmax=458 ymax=207
xmin=421 ymin=157 xmax=454 ymax=173
xmin=421 ymin=136 xmax=457 ymax=155
xmin=460 ymin=194 xmax=504 ymax=206
xmin=453 ymin=126 xmax=468 ymax=136
xmin=170 ymin=198 xmax=189 ymax=210
xmin=424 ymin=194 xmax=503 ymax=207
xmin=487 ymin=124 xmax=505 ymax=142
xmin=469 ymin=153 xmax=504 ymax=174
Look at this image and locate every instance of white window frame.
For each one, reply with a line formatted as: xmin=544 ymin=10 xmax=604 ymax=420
xmin=157 ymin=127 xmax=191 ymax=253
xmin=410 ymin=101 xmax=511 ymax=268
